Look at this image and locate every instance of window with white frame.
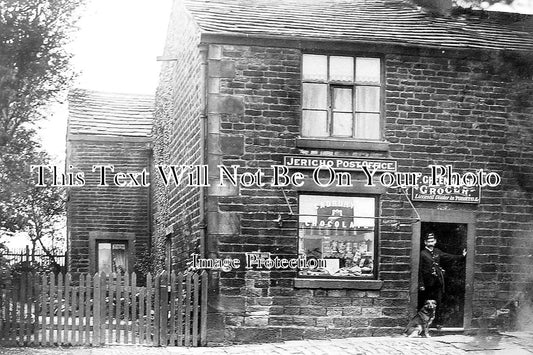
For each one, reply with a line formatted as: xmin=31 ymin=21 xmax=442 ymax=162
xmin=97 ymin=241 xmax=128 ymax=275
xmin=301 ymin=54 xmax=382 ymax=140
xmin=298 ymin=195 xmax=377 ymax=278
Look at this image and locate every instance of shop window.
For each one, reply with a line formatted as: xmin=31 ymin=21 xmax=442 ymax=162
xmin=301 ymin=54 xmax=382 ymax=140
xmin=298 ymin=194 xmax=377 ymax=278
xmin=97 ymin=241 xmax=128 ymax=275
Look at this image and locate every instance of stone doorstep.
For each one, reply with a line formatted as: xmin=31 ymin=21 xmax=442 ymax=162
xmin=432 ymin=327 xmax=465 ymax=335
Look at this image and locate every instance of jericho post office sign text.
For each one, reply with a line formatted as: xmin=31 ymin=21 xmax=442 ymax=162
xmin=283 ymin=155 xmax=397 ymax=172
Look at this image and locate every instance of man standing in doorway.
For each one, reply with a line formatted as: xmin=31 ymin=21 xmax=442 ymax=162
xmin=419 ymin=232 xmax=466 ymax=327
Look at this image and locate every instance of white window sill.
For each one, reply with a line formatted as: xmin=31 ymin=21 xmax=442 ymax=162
xmin=296 ymin=138 xmax=389 ymax=151
xmin=294 ymin=278 xmax=383 ymax=290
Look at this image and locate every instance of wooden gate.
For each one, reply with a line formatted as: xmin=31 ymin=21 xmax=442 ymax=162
xmin=0 ymin=271 xmax=208 ymax=347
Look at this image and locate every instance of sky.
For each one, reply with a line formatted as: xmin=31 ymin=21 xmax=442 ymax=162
xmin=70 ymin=0 xmax=172 ymax=94
xmin=39 ymin=0 xmax=172 ymax=161
xmin=484 ymin=0 xmax=533 ymax=13
xmin=5 ymin=0 xmax=172 ymax=250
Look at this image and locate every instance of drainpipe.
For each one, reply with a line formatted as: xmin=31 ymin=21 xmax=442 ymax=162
xmin=199 ymin=44 xmax=208 ymax=258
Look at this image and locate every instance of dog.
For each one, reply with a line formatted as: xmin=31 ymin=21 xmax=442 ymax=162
xmin=404 ymin=299 xmax=437 ymax=337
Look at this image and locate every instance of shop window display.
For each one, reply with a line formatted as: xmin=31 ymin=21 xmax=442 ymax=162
xmin=298 ymin=194 xmax=377 ymax=278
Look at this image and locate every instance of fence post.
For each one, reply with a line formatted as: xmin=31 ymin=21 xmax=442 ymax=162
xmin=146 ymin=273 xmax=153 ymax=345
xmin=200 ymin=271 xmax=208 ymax=346
xmin=57 ymin=273 xmax=64 ymax=345
xmin=124 ymin=273 xmax=130 ymax=345
xmin=18 ymin=270 xmax=27 ymax=345
xmin=8 ymin=279 xmax=17 ymax=345
xmin=177 ymin=272 xmax=183 ymax=346
xmin=65 ymin=273 xmax=71 ymax=345
xmin=93 ymin=273 xmax=100 ymax=346
xmin=84 ymin=275 xmax=91 ymax=345
xmin=49 ymin=273 xmax=56 ymax=346
xmin=32 ymin=272 xmax=40 ymax=345
xmin=185 ymin=273 xmax=191 ymax=346
xmin=78 ymin=275 xmax=85 ymax=346
xmin=131 ymin=273 xmax=137 ymax=345
xmin=139 ymin=275 xmax=146 ymax=345
xmin=159 ymin=271 xmax=168 ymax=347
xmin=26 ymin=272 xmax=34 ymax=344
xmin=169 ymin=271 xmax=176 ymax=346
xmin=114 ymin=273 xmax=121 ymax=344
xmin=154 ymin=273 xmax=160 ymax=346
xmin=192 ymin=273 xmax=199 ymax=347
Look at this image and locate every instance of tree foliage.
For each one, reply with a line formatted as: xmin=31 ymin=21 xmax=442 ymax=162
xmin=0 ymin=125 xmax=66 ymax=267
xmin=0 ymin=0 xmax=84 ymax=146
xmin=0 ymin=0 xmax=83 ymax=262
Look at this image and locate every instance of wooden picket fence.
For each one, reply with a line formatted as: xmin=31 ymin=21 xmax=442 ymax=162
xmin=0 ymin=271 xmax=208 ymax=347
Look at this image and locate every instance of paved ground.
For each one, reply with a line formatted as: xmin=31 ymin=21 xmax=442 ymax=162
xmin=1 ymin=332 xmax=532 ymax=355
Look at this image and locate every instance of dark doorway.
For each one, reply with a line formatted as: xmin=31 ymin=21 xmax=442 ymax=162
xmin=419 ymin=222 xmax=467 ymax=327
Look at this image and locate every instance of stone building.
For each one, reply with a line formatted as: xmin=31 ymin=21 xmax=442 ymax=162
xmin=66 ymin=89 xmax=153 ymax=275
xmin=151 ymin=0 xmax=533 ymax=344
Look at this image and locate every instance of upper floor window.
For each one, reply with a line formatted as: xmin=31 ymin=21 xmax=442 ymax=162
xmin=301 ymin=54 xmax=382 ymax=140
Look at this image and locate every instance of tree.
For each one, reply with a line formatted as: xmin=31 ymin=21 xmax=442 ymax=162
xmin=0 ymin=0 xmax=84 ymax=146
xmin=22 ymin=176 xmax=65 ymax=269
xmin=0 ymin=242 xmax=11 ymax=288
xmin=0 ymin=128 xmax=66 ymax=269
xmin=0 ymin=0 xmax=83 ymax=264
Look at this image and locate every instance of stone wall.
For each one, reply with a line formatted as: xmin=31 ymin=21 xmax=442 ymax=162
xmin=151 ymin=0 xmax=204 ymax=273
xmin=385 ymin=52 xmax=533 ymax=326
xmin=66 ymin=138 xmax=151 ymax=274
xmin=200 ymin=42 xmax=533 ymax=342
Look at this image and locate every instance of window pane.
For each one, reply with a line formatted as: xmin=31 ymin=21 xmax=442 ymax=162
xmin=355 ymin=86 xmax=380 ymax=112
xmin=112 ymin=243 xmax=127 ymax=274
xmin=98 ymin=243 xmax=112 ymax=275
xmin=302 ymin=83 xmax=327 ymax=109
xmin=329 ymin=56 xmax=354 ymax=82
xmin=332 ymin=87 xmax=352 ymax=111
xmin=355 ymin=113 xmax=380 ymax=140
xmin=332 ymin=113 xmax=353 ymax=137
xmin=298 ymin=195 xmax=376 ymax=278
xmin=356 ymin=58 xmax=381 ymax=84
xmin=302 ymin=54 xmax=327 ymax=81
xmin=302 ymin=110 xmax=328 ymax=137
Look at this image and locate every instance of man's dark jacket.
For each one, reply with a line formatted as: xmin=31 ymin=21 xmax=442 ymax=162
xmin=419 ymin=247 xmax=463 ymax=293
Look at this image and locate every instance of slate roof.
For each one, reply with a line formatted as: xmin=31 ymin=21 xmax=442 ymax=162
xmin=67 ymin=89 xmax=154 ymax=138
xmin=183 ymin=0 xmax=533 ymax=51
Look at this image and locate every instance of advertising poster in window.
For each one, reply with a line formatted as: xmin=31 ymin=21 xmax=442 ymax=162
xmin=298 ymin=195 xmax=376 ymax=278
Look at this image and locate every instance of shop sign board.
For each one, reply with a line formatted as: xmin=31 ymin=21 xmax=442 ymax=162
xmin=283 ymin=155 xmax=397 ymax=172
xmin=411 ymin=183 xmax=481 ymax=204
